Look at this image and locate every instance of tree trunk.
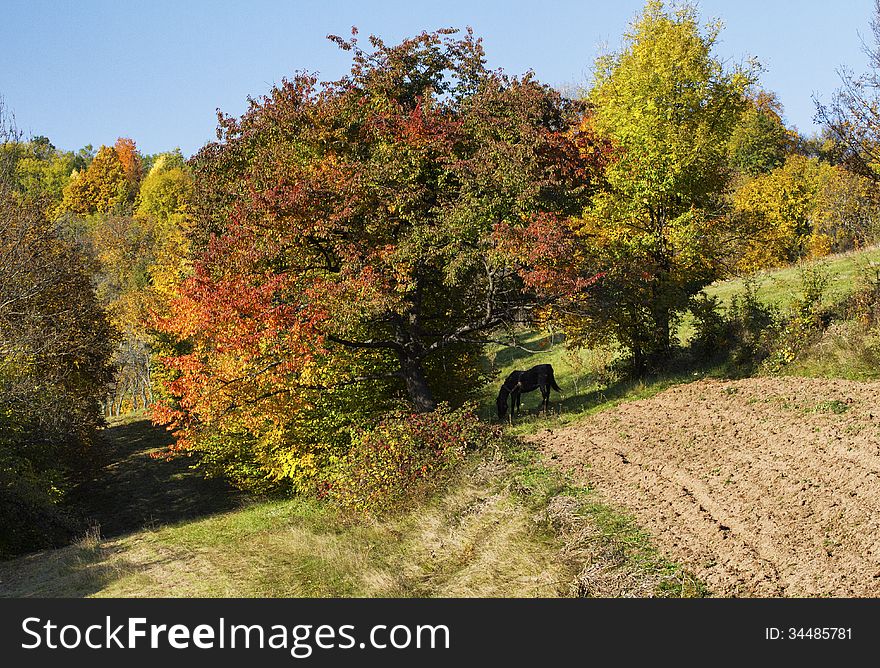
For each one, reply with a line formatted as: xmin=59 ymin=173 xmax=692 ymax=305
xmin=654 ymin=306 xmax=671 ymax=357
xmin=632 ymin=345 xmax=645 ymax=377
xmin=400 ymin=356 xmax=436 ymax=412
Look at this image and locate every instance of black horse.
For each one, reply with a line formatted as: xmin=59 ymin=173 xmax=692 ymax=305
xmin=496 ymin=363 xmax=562 ymax=422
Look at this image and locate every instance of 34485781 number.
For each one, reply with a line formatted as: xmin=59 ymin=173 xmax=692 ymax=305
xmin=787 ymin=628 xmax=851 ymax=640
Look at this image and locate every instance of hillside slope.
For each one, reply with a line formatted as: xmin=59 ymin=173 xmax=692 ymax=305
xmin=0 ymin=416 xmax=700 ymax=598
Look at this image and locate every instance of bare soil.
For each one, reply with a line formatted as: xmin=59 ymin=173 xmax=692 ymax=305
xmin=532 ymin=377 xmax=880 ymax=597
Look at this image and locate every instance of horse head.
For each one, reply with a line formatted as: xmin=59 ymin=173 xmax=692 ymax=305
xmin=496 ymin=387 xmax=509 ymax=420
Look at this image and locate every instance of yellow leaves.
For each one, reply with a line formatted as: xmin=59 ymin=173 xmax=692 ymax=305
xmin=587 ymin=1 xmax=752 ymax=220
xmin=298 ymin=359 xmax=320 ymax=387
xmin=807 ymin=231 xmax=833 ymax=259
xmin=60 ymin=144 xmax=128 ymax=215
xmin=732 ymin=155 xmax=880 ymax=271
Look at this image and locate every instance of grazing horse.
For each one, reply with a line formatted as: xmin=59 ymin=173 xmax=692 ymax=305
xmin=496 ymin=363 xmax=562 ymax=422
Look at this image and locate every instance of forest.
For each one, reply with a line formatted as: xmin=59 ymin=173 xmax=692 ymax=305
xmin=4 ymin=0 xmax=880 ymax=578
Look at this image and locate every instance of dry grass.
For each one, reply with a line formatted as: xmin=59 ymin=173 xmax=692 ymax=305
xmin=0 ymin=459 xmax=570 ymax=598
xmin=0 ymin=449 xmax=705 ymax=598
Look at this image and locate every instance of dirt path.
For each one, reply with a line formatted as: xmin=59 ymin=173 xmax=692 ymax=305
xmin=531 ymin=377 xmax=880 ymax=597
xmin=69 ymin=417 xmax=242 ymax=538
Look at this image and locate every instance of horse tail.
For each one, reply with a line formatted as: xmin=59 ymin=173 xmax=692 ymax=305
xmin=548 ymin=369 xmax=562 ymax=393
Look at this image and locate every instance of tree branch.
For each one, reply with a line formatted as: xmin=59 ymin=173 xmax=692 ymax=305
xmin=327 ymin=334 xmax=404 ymax=353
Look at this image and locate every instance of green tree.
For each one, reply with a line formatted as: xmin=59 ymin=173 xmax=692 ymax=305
xmin=728 ymin=90 xmax=796 ymax=176
xmin=567 ymin=1 xmax=753 ymax=369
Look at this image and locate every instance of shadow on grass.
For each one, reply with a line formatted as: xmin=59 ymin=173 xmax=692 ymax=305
xmin=488 ymin=332 xmax=560 ymax=369
xmin=67 ymin=418 xmax=243 ymax=540
xmin=2 ymin=541 xmax=132 ymax=598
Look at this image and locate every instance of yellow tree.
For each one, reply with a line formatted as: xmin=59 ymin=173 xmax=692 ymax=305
xmin=61 ymin=144 xmax=126 ymax=214
xmin=136 ymin=151 xmax=193 ymax=300
xmin=732 ymin=155 xmax=880 ymax=270
xmin=61 ymin=138 xmax=141 ymax=215
xmin=568 ymin=1 xmax=753 ymax=369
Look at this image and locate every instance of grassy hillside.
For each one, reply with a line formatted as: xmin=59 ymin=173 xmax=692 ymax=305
xmin=7 ymin=247 xmax=878 ymax=599
xmin=479 ymin=245 xmax=880 ymax=426
xmin=0 ymin=416 xmax=703 ymax=598
xmin=705 ymin=246 xmax=880 ymax=309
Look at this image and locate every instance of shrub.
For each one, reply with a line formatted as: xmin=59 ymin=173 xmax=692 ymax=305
xmin=0 ymin=457 xmax=81 ymax=558
xmin=690 ymin=279 xmax=777 ymax=370
xmin=762 ymin=264 xmax=830 ymax=372
xmin=844 ymin=263 xmax=880 ymax=325
xmin=562 ymin=344 xmax=619 ymax=394
xmin=689 ymin=292 xmax=728 ymax=358
xmin=326 ymin=403 xmax=498 ymax=514
xmin=785 ymin=265 xmax=880 ymax=379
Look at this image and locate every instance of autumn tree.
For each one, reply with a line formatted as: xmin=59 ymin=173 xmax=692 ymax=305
xmin=564 ymin=1 xmax=753 ymax=369
xmin=61 ymin=138 xmax=141 ymax=215
xmin=0 ymin=135 xmax=84 ymax=215
xmin=0 ymin=110 xmax=116 ymax=555
xmin=157 ymin=28 xmax=598 ymax=490
xmin=728 ymin=90 xmax=796 ymax=176
xmin=79 ymin=152 xmax=195 ymax=415
xmin=731 ymin=155 xmax=822 ymax=269
xmin=732 ymin=154 xmax=880 ymax=270
xmin=136 ymin=151 xmax=194 ymax=298
xmin=816 ymin=0 xmax=880 ymax=180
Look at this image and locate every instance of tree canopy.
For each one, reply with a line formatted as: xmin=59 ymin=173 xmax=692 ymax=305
xmin=560 ymin=1 xmax=754 ymax=368
xmin=156 ymin=28 xmax=602 ymax=490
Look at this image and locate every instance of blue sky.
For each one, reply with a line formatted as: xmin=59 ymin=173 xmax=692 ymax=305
xmin=0 ymin=1 xmax=874 ymax=156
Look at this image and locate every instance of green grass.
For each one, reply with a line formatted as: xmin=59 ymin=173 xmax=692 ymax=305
xmin=477 ymin=328 xmax=725 ymax=437
xmin=25 ymin=246 xmax=880 ymax=599
xmin=480 ymin=246 xmax=880 ymax=412
xmin=0 ymin=448 xmax=705 ymax=598
xmin=705 ymin=245 xmax=880 ymax=309
xmin=499 ymin=437 xmax=707 ymax=597
xmin=0 ymin=461 xmax=565 ymax=597
xmin=675 ymin=245 xmax=880 ymax=346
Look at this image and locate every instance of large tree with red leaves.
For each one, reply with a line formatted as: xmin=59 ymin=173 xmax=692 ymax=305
xmin=155 ymin=29 xmax=601 ymax=489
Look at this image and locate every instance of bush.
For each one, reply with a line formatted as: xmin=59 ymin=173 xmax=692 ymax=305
xmin=326 ymin=404 xmax=498 ymax=514
xmin=689 ymin=293 xmax=728 ymax=358
xmin=784 ymin=264 xmax=880 ymax=379
xmin=762 ymin=264 xmax=830 ymax=372
xmin=843 ymin=263 xmax=880 ymax=325
xmin=0 ymin=457 xmax=81 ymax=558
xmin=690 ymin=279 xmax=777 ymax=371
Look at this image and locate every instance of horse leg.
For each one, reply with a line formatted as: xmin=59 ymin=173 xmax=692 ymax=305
xmin=541 ymin=385 xmax=550 ymax=414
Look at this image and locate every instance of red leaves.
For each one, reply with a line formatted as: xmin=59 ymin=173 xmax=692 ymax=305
xmin=156 ymin=29 xmax=604 ymax=481
xmin=492 ymin=213 xmax=603 ymax=299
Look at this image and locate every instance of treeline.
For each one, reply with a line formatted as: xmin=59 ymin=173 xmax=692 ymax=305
xmin=0 ymin=108 xmax=191 ymax=555
xmin=5 ymin=1 xmax=880 ymax=550
xmin=0 ymin=113 xmax=115 ymax=554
